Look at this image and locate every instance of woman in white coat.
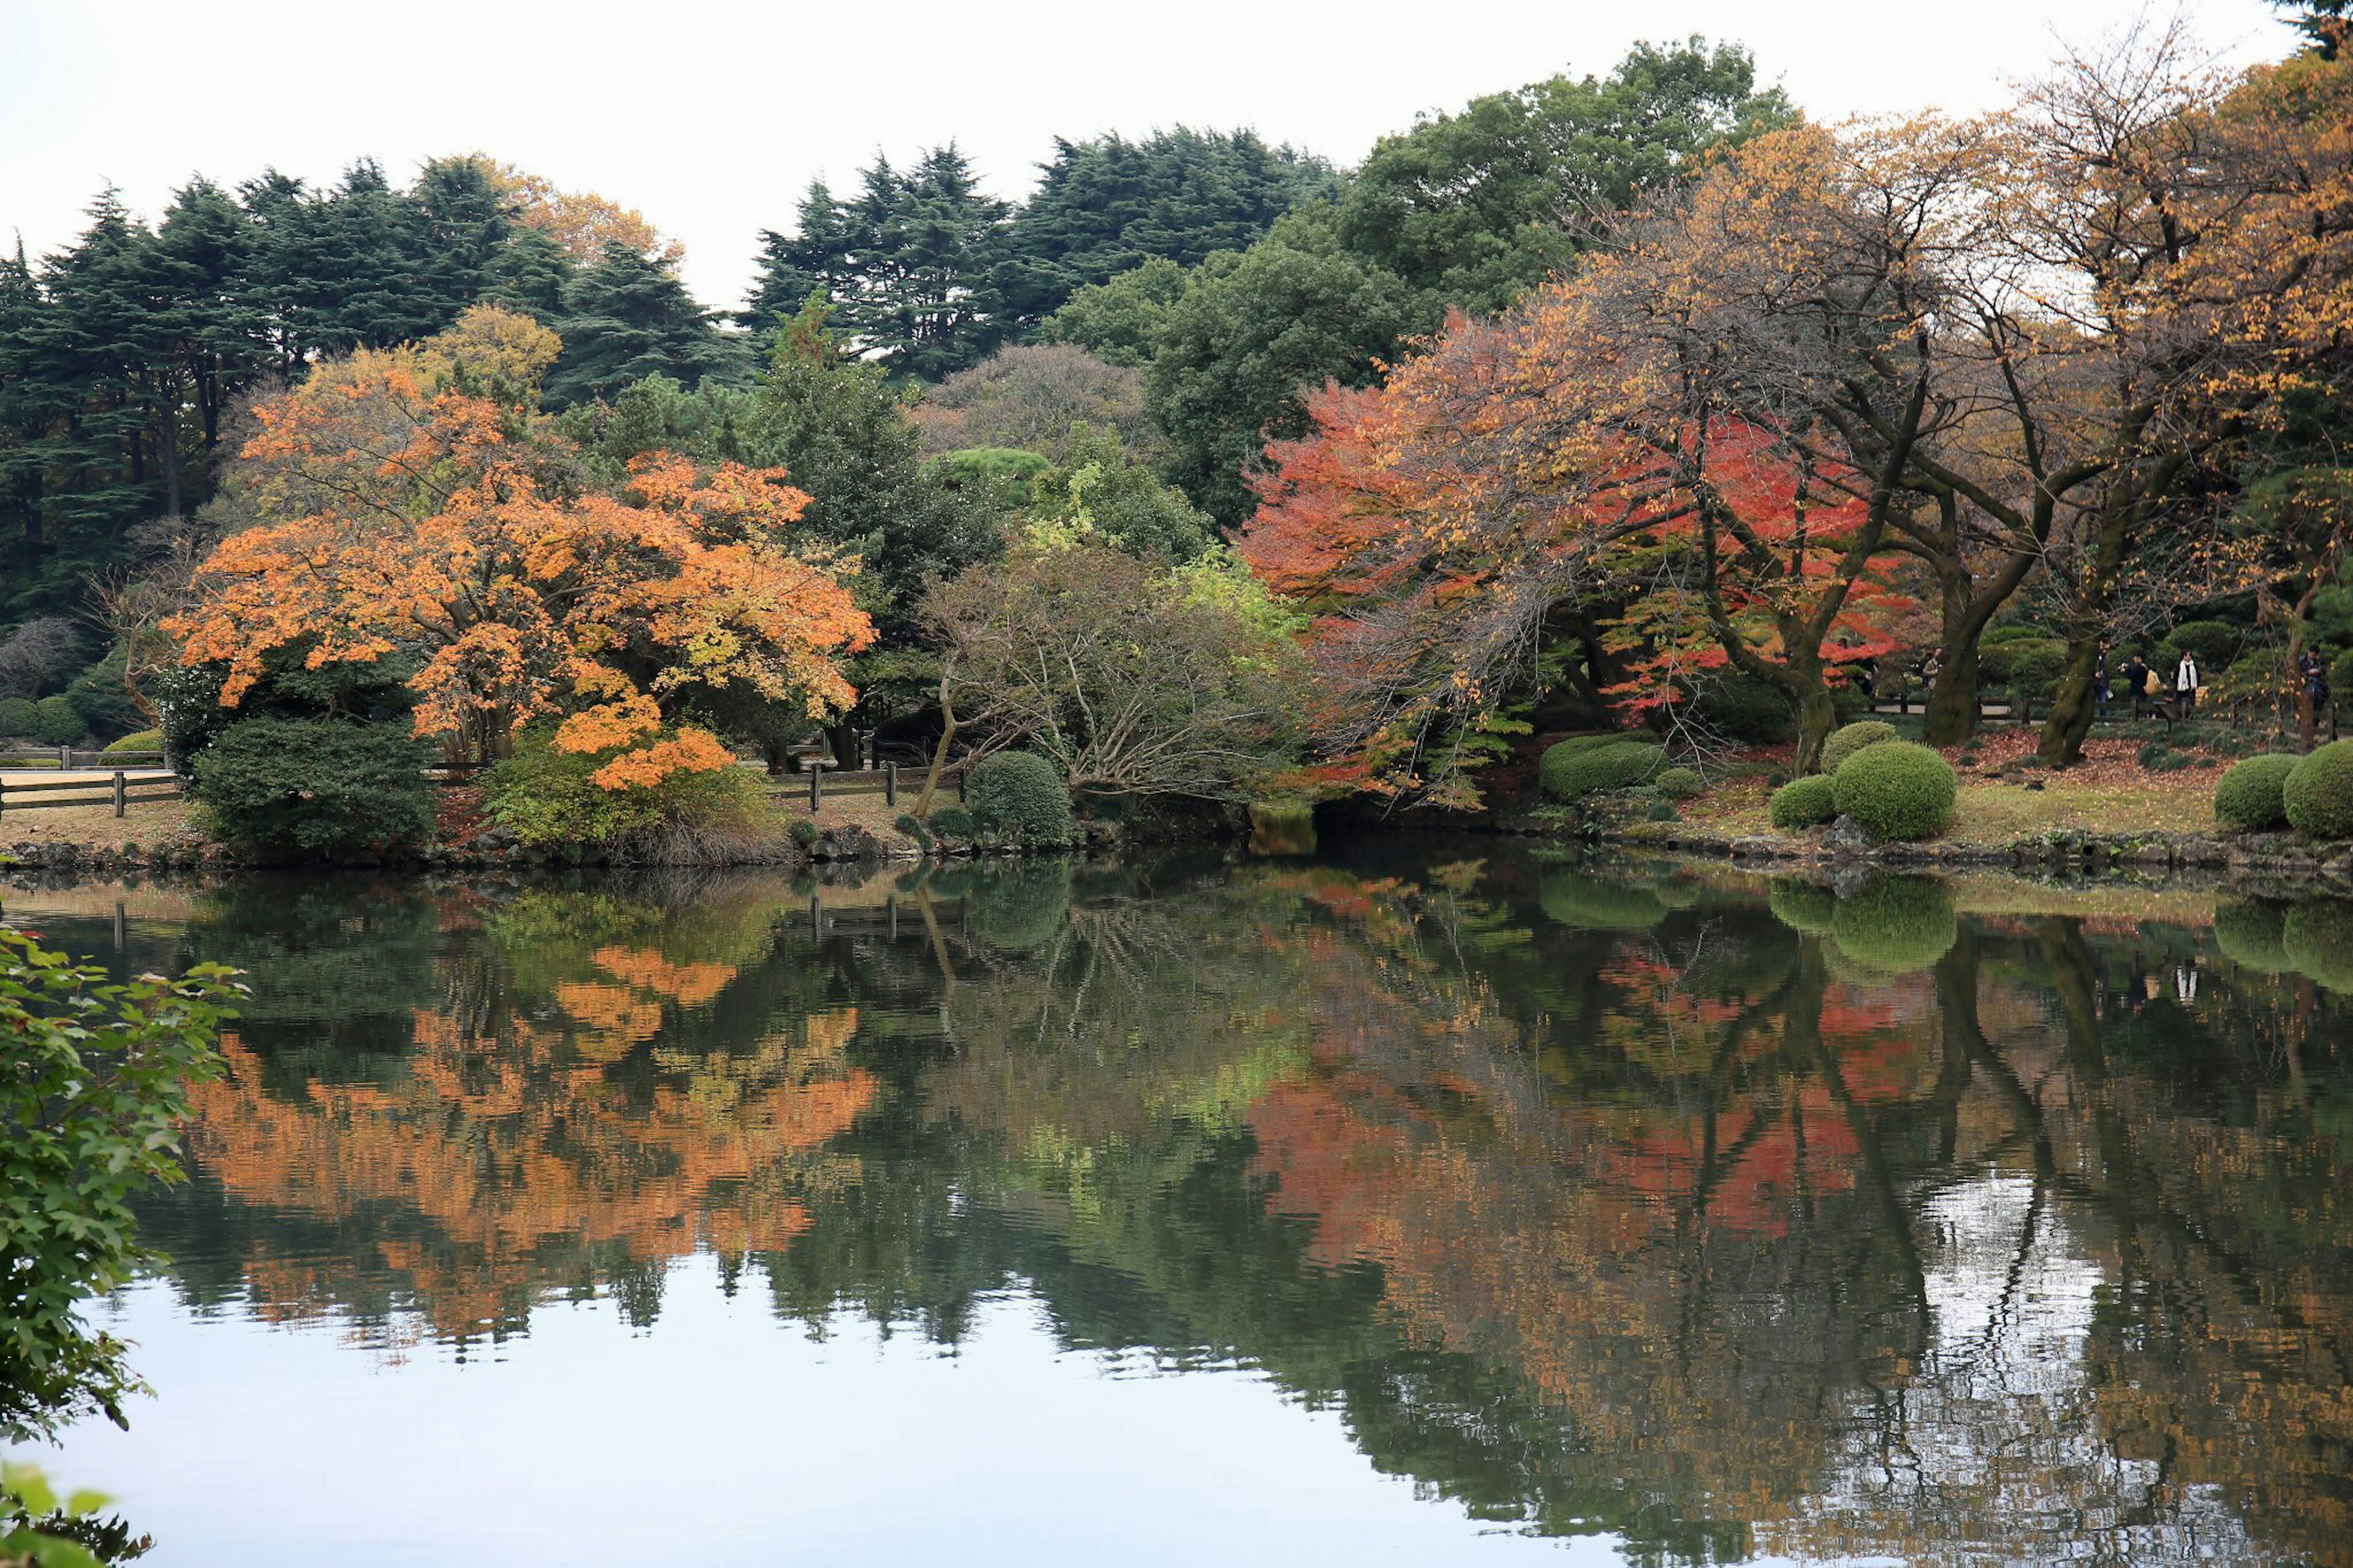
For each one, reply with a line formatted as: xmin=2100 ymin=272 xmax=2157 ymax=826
xmin=2175 ymin=651 xmax=2201 ymax=710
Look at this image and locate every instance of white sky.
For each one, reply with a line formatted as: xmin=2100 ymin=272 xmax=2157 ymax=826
xmin=1 ymin=0 xmax=2303 ymax=311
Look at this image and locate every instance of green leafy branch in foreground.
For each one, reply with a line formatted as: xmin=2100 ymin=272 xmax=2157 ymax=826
xmin=1 ymin=926 xmax=242 ymax=1445
xmin=1 ymin=1463 xmax=148 ymax=1567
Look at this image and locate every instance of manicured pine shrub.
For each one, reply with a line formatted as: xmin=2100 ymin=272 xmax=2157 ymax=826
xmin=2159 ymin=618 xmax=2245 ymax=672
xmin=1829 ymin=877 xmax=1958 ymax=973
xmin=927 ymin=805 xmax=978 ymax=839
xmin=789 ymin=817 xmax=820 ymax=847
xmin=1539 ymin=741 xmax=1665 ymax=803
xmin=895 ymin=812 xmax=935 ymax=850
xmin=1830 ymin=740 xmax=1957 ymax=841
xmin=1768 ymin=773 xmax=1838 ymax=829
xmin=2212 ymin=754 xmax=2299 ymax=833
xmin=1818 ymin=720 xmax=1898 ymax=776
xmin=2284 ymin=739 xmax=2353 ymax=840
xmin=968 ymin=752 xmax=1075 ymax=844
xmin=102 ymin=728 xmax=165 ymax=756
xmin=191 ymin=718 xmax=436 ymax=853
xmin=0 ymin=696 xmax=36 ymax=738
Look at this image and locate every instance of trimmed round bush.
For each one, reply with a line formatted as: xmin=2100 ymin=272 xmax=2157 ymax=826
xmin=2213 ymin=754 xmax=2299 ymax=833
xmin=102 ymin=727 xmax=164 ymax=756
xmin=926 ymin=804 xmax=977 ymax=839
xmin=1832 ymin=741 xmax=1958 ymax=841
xmin=1540 ymin=741 xmax=1665 ymax=803
xmin=1829 ymin=877 xmax=1958 ymax=974
xmin=2281 ymin=899 xmax=2353 ymax=993
xmin=191 ymin=718 xmax=436 ymax=854
xmin=1819 ymin=720 xmax=1898 ymax=776
xmin=1539 ymin=871 xmax=1667 ymax=931
xmin=1654 ymin=766 xmax=1704 ymax=800
xmin=1767 ymin=878 xmax=1837 ymax=934
xmin=0 ymin=695 xmax=36 ymax=738
xmin=1769 ymin=774 xmax=1838 ymax=829
xmin=968 ymin=751 xmax=1074 ymax=844
xmin=31 ymin=695 xmax=81 ymax=746
xmin=2212 ymin=900 xmax=2291 ymax=974
xmin=2284 ymin=740 xmax=2353 ymax=841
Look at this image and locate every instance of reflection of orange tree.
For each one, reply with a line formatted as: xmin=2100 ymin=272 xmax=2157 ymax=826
xmin=175 ymin=879 xmax=879 ymax=1343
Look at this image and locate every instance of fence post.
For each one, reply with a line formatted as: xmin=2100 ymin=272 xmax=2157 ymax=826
xmin=885 ymin=763 xmax=896 ymax=808
xmin=955 ymin=769 xmax=965 ymax=803
xmin=113 ymin=770 xmax=126 ymax=818
xmin=808 ymin=767 xmax=821 ymax=814
xmin=58 ymin=745 xmax=70 ymax=769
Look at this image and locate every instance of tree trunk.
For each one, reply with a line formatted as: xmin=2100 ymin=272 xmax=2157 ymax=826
xmin=912 ymin=672 xmax=959 ymax=817
xmin=2037 ymin=637 xmax=2105 ymax=768
xmin=1923 ymin=640 xmax=1982 ymax=748
xmin=1794 ymin=680 xmax=1838 ymax=776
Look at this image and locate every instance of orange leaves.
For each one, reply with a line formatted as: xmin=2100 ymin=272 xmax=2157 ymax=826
xmin=169 ymin=316 xmax=871 ymax=787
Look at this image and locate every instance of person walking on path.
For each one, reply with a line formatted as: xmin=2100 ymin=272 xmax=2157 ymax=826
xmin=2125 ymin=652 xmax=2153 ymax=719
xmin=2175 ymin=650 xmax=2202 ymax=712
xmin=2302 ymin=648 xmax=2330 ymax=744
xmin=2094 ymin=647 xmax=2110 ymax=719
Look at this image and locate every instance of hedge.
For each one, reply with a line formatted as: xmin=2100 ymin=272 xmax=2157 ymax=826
xmin=2213 ymin=754 xmax=2299 ymax=833
xmin=31 ymin=696 xmax=81 ymax=746
xmin=0 ymin=697 xmax=35 ymax=738
xmin=1769 ymin=774 xmax=1839 ymax=829
xmin=1540 ymin=741 xmax=1665 ymax=803
xmin=2284 ymin=740 xmax=2353 ymax=840
xmin=1819 ymin=720 xmax=1897 ymax=776
xmin=969 ymin=752 xmax=1074 ymax=844
xmin=102 ymin=728 xmax=164 ymax=756
xmin=1831 ymin=741 xmax=1957 ymax=841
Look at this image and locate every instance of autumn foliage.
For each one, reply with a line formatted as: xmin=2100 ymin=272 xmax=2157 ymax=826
xmin=167 ymin=308 xmax=871 ymax=786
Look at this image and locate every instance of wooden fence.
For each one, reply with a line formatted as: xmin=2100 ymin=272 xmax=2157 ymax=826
xmin=1 ymin=748 xmax=167 ymax=770
xmin=0 ymin=769 xmax=181 ymax=820
xmin=768 ymin=763 xmax=963 ymax=814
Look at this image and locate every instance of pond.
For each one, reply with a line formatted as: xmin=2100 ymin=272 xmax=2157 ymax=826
xmin=5 ymin=845 xmax=2351 ymax=1565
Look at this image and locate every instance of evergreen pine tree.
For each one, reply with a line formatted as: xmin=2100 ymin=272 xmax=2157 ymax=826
xmin=545 ymin=242 xmax=746 ymax=408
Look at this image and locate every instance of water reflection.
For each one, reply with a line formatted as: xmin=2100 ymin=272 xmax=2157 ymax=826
xmin=9 ymin=850 xmax=2351 ymax=1564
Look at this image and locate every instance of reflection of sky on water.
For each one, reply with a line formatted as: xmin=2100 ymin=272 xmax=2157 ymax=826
xmin=1793 ymin=1173 xmax=2255 ymax=1564
xmin=36 ymin=1263 xmax=1626 ymax=1567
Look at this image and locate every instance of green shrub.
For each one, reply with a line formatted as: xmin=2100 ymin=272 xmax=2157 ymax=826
xmin=1654 ymin=766 xmax=1704 ymax=800
xmin=968 ymin=751 xmax=1074 ymax=844
xmin=102 ymin=728 xmax=164 ymax=756
xmin=789 ymin=817 xmax=819 ymax=847
xmin=1819 ymin=721 xmax=1898 ymax=775
xmin=31 ymin=695 xmax=81 ymax=746
xmin=1832 ymin=741 xmax=1958 ymax=841
xmin=1978 ymin=638 xmax=2067 ymax=711
xmin=1540 ymin=741 xmax=1665 ymax=803
xmin=2331 ymin=647 xmax=2353 ymax=703
xmin=2281 ymin=899 xmax=2353 ymax=992
xmin=895 ymin=812 xmax=934 ymax=850
xmin=0 ymin=696 xmax=35 ymax=738
xmin=2213 ymin=753 xmax=2299 ymax=833
xmin=191 ymin=718 xmax=436 ymax=854
xmin=483 ymin=727 xmax=775 ymax=855
xmin=1539 ymin=870 xmax=1667 ymax=931
xmin=2160 ymin=618 xmax=2245 ymax=670
xmin=928 ymin=804 xmax=977 ymax=839
xmin=1981 ymin=622 xmax=2045 ymax=645
xmin=2213 ymin=900 xmax=2291 ymax=973
xmin=1767 ymin=878 xmax=1838 ymax=934
xmin=2284 ymin=740 xmax=2353 ymax=840
xmin=1830 ymin=877 xmax=1958 ymax=973
xmin=1769 ymin=773 xmax=1839 ymax=828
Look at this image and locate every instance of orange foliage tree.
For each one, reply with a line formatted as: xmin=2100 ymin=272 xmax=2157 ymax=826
xmin=167 ymin=307 xmax=871 ymax=784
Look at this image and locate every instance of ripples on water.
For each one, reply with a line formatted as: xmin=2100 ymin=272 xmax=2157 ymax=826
xmin=6 ymin=847 xmax=2350 ymax=1565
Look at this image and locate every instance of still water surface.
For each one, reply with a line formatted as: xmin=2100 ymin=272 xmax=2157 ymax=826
xmin=7 ymin=846 xmax=2351 ymax=1565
